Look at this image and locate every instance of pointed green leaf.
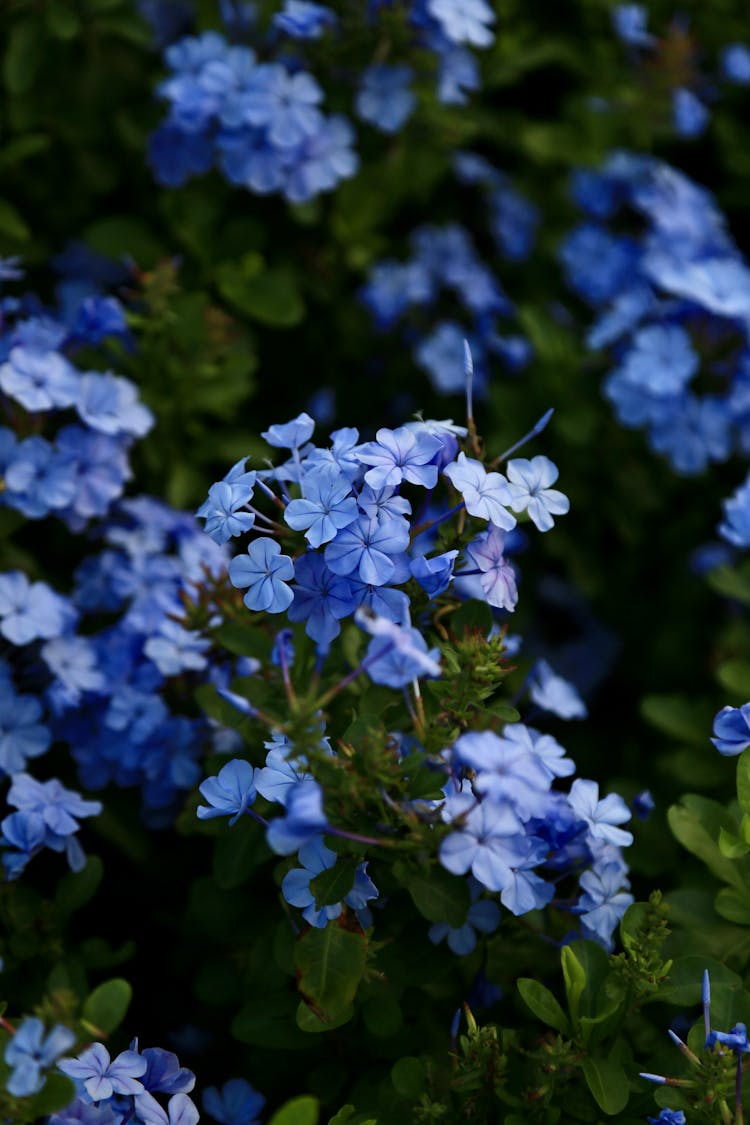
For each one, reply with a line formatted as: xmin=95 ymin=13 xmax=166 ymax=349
xmin=517 ymin=978 xmax=571 ymax=1035
xmin=561 ymin=945 xmax=587 ymax=1027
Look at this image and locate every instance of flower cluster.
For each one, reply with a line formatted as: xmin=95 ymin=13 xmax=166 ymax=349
xmin=0 ymin=267 xmax=151 ymax=528
xmin=562 ymin=152 xmax=750 ymax=475
xmin=361 ymin=152 xmax=536 ymax=395
xmin=194 ymin=408 xmax=632 ymax=949
xmin=55 ymin=1039 xmax=199 ymax=1124
xmin=148 ymin=2 xmax=497 ymax=201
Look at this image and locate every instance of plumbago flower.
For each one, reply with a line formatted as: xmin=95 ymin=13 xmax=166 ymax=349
xmin=186 ymin=390 xmax=634 ymax=1015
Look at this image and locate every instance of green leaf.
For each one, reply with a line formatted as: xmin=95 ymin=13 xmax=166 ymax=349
xmin=0 ymin=199 xmax=30 ymax=242
xmin=708 ymin=563 xmax=750 ymax=607
xmin=217 ymin=261 xmax=305 ymax=326
xmin=396 ymin=863 xmax=471 ymax=928
xmin=55 ymin=856 xmax=103 ymax=916
xmin=715 ymin=887 xmax=750 ymax=925
xmin=232 ymin=992 xmax=312 ymax=1050
xmin=4 ymin=22 xmax=43 ymax=95
xmin=738 ymin=749 xmax=750 ymax=818
xmin=640 ymin=694 xmax=711 ymax=745
xmin=268 ymin=1096 xmax=319 ymax=1125
xmin=391 ymin=1056 xmax=427 ymax=1098
xmin=296 ymin=1000 xmax=354 ymax=1033
xmin=661 ymin=956 xmax=742 ymax=1004
xmin=310 ymin=858 xmax=360 ymax=909
xmin=362 ymin=991 xmax=402 ymax=1037
xmin=717 ymin=660 xmax=750 ymax=698
xmin=668 ymin=796 xmax=746 ymax=890
xmin=517 ymin=978 xmax=571 ymax=1035
xmin=213 ymin=816 xmax=265 ymax=890
xmin=561 ymin=945 xmax=586 ymax=1027
xmin=580 ymin=1051 xmax=629 ymax=1114
xmin=83 ymin=216 xmax=163 ymax=267
xmin=718 ymin=826 xmax=750 ymax=858
xmin=28 ymin=1074 xmax=77 ymax=1118
xmin=81 ymin=978 xmax=132 ymax=1034
xmin=295 ymin=925 xmax=367 ymax=1025
xmin=214 ymin=623 xmax=270 ymax=660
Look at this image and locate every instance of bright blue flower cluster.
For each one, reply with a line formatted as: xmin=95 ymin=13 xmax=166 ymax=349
xmin=148 ymin=2 xmax=498 ymax=201
xmin=195 ymin=408 xmax=632 ymax=948
xmin=563 ymin=152 xmax=750 ymax=474
xmin=0 ymin=268 xmax=149 ymax=528
xmin=361 ymin=153 xmax=537 ymax=395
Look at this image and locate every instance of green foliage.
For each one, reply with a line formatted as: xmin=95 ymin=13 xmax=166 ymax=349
xmin=81 ymin=977 xmax=132 ymax=1035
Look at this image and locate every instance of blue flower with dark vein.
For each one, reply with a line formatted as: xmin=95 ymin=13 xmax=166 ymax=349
xmin=287 ymin=552 xmax=358 ymax=645
xmin=261 ymin=412 xmax=315 ymax=449
xmin=229 ymin=537 xmax=295 ymax=613
xmin=356 ymin=426 xmax=442 ymax=490
xmin=285 ymin=468 xmax=358 ymax=547
xmin=266 ymin=777 xmax=328 ymax=854
xmin=58 ymin=1043 xmax=147 ymax=1100
xmin=325 ymin=515 xmax=410 ymax=586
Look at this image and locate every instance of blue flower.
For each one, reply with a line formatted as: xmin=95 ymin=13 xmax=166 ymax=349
xmin=576 ymin=861 xmax=634 ymax=949
xmin=672 ymin=88 xmax=709 ymax=139
xmin=7 ymin=773 xmax=102 ymax=836
xmin=255 ymin=737 xmax=309 ymax=805
xmin=285 ymin=468 xmax=359 ymax=547
xmin=287 ymin=553 xmax=358 ymax=645
xmin=718 ymin=474 xmax=750 ymax=547
xmin=261 ymin=412 xmax=315 ymax=449
xmin=356 ymin=426 xmax=442 ymax=491
xmin=0 ymin=572 xmax=74 ymax=645
xmin=0 ymin=346 xmax=79 ymax=412
xmin=721 ymin=43 xmax=750 ymax=84
xmin=429 ymin=881 xmax=500 ymax=955
xmin=144 ymin=620 xmax=211 ymax=676
xmin=241 ymin=65 xmax=323 ymax=148
xmin=712 ymin=704 xmax=750 ymax=755
xmin=427 ymin=0 xmax=495 ymax=47
xmin=228 ymin=537 xmax=295 ymax=613
xmin=202 ymin=1077 xmax=265 ymax=1125
xmin=529 ymin=659 xmax=587 ymax=719
xmin=197 ymin=759 xmax=257 ymax=825
xmin=506 ymin=456 xmax=569 ymax=532
xmin=58 ymin=1043 xmax=147 ymax=1100
xmin=281 ymin=837 xmax=345 ymax=927
xmin=568 ymin=779 xmax=633 ymax=847
xmin=356 ymin=65 xmax=415 ymax=133
xmin=612 ymin=4 xmax=655 ymax=48
xmin=325 ymin=515 xmax=410 ymax=586
xmin=135 ymin=1091 xmax=200 ymax=1125
xmin=647 ymin=1110 xmax=686 ymax=1124
xmin=459 ymin=526 xmax=518 ymax=611
xmin=363 ymin=625 xmax=441 ymax=688
xmin=266 ymin=777 xmax=328 ymax=855
xmin=4 ymin=1018 xmax=75 ymax=1097
xmin=0 ymin=683 xmax=50 ymax=776
xmin=410 ymin=550 xmax=459 ymax=596
xmin=439 ymin=797 xmax=525 ymax=892
xmin=197 ymin=481 xmax=256 ymax=544
xmin=272 ymin=1 xmax=336 ymax=39
xmin=444 ymin=453 xmax=516 ymax=530
xmin=137 ymin=1044 xmax=195 ymax=1095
